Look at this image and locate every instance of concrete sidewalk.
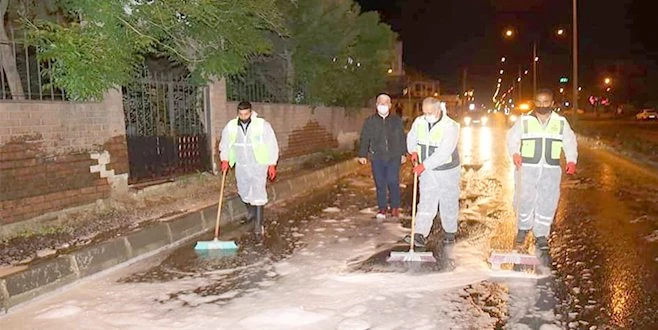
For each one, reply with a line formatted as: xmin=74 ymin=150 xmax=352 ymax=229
xmin=0 ymin=159 xmax=360 ymax=312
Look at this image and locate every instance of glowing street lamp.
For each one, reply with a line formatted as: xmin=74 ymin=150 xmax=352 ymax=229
xmin=505 ymin=29 xmax=514 ymax=38
xmin=557 ymin=28 xmax=565 ymax=36
xmin=604 ymin=77 xmax=612 ymax=85
xmin=387 ymin=68 xmax=393 ymax=74
xmin=500 ymin=69 xmax=504 ymax=74
xmin=501 ymin=57 xmax=506 ymax=63
xmin=534 ymin=56 xmax=540 ymax=62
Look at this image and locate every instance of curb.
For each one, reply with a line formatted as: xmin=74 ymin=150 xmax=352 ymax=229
xmin=0 ymin=159 xmax=360 ymax=311
xmin=577 ymin=135 xmax=658 ymax=173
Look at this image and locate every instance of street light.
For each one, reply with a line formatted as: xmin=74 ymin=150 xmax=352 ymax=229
xmin=500 ymin=69 xmax=504 ymax=74
xmin=501 ymin=57 xmax=506 ymax=63
xmin=557 ymin=28 xmax=565 ymax=36
xmin=505 ymin=29 xmax=514 ymax=38
xmin=604 ymin=77 xmax=612 ymax=85
xmin=387 ymin=68 xmax=393 ymax=74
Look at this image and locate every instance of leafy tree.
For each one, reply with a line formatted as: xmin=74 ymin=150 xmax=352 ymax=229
xmin=231 ymin=0 xmax=396 ymax=107
xmin=17 ymin=0 xmax=284 ymax=101
xmin=287 ymin=0 xmax=396 ymax=107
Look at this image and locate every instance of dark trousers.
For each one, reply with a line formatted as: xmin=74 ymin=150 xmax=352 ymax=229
xmin=371 ymin=157 xmax=401 ymax=210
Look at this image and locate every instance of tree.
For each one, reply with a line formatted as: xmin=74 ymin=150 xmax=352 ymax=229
xmin=287 ymin=0 xmax=396 ymax=107
xmin=1 ymin=0 xmax=25 ymax=99
xmin=19 ymin=0 xmax=284 ymax=101
xmin=230 ymin=0 xmax=396 ymax=107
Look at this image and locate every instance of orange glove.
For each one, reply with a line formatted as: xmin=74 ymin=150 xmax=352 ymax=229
xmin=413 ymin=163 xmax=425 ymax=175
xmin=268 ymin=165 xmax=277 ymax=181
xmin=512 ymin=153 xmax=522 ymax=170
xmin=410 ymin=152 xmax=419 ymax=164
xmin=221 ymin=161 xmax=229 ymax=173
xmin=565 ymin=162 xmax=576 ymax=175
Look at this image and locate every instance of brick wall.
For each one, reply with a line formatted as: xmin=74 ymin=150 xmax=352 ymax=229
xmin=0 ymin=89 xmax=129 ymax=225
xmin=207 ymin=78 xmax=372 ymax=168
xmin=224 ymin=102 xmax=371 ymax=160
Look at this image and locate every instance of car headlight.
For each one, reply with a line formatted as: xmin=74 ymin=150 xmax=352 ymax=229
xmin=481 ymin=116 xmax=488 ymax=125
xmin=510 ymin=115 xmax=517 ymax=122
xmin=464 ymin=116 xmax=471 ymax=126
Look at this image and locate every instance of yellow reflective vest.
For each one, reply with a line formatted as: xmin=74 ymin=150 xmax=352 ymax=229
xmin=227 ymin=117 xmax=270 ymax=166
xmin=415 ymin=122 xmax=460 ymax=170
xmin=520 ymin=112 xmax=567 ymax=167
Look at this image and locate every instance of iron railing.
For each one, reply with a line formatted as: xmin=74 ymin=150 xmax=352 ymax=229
xmin=0 ymin=28 xmax=67 ymax=101
xmin=122 ymin=66 xmax=212 ymax=184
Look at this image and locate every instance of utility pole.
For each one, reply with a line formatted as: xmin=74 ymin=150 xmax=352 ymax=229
xmin=518 ymin=65 xmax=522 ymax=102
xmin=571 ymin=0 xmax=579 ymax=125
xmin=532 ymin=40 xmax=537 ymax=98
xmin=462 ymin=67 xmax=468 ymax=116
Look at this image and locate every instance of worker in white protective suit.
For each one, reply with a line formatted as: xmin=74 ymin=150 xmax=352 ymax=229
xmin=220 ymin=101 xmax=279 ymax=237
xmin=405 ymin=97 xmax=461 ymax=248
xmin=506 ymin=88 xmax=577 ymax=263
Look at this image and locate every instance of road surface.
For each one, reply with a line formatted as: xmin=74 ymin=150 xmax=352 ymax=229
xmin=2 ymin=120 xmax=657 ymax=329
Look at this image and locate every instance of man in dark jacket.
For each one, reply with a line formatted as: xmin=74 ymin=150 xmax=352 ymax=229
xmin=358 ymin=93 xmax=407 ymax=219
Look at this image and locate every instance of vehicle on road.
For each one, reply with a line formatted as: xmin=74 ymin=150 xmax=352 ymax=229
xmin=636 ymin=109 xmax=658 ymax=120
xmin=462 ymin=110 xmax=489 ymax=127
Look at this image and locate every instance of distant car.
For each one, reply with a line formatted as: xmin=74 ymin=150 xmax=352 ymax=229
xmin=462 ymin=111 xmax=489 ymax=127
xmin=636 ymin=109 xmax=657 ymax=120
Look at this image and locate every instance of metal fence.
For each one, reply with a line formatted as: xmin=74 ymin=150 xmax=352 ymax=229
xmin=0 ymin=29 xmax=67 ymax=101
xmin=122 ymin=66 xmax=211 ymax=184
xmin=226 ymin=63 xmax=308 ymax=104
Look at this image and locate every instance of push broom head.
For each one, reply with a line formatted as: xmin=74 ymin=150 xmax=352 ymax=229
xmin=387 ymin=251 xmax=437 ymax=263
xmin=194 ymin=238 xmax=238 ymax=251
xmin=488 ymin=251 xmax=540 ymax=268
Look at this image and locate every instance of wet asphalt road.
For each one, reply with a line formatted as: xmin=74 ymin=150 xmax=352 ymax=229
xmin=3 ymin=116 xmax=658 ymax=329
xmin=550 ymin=145 xmax=658 ymax=329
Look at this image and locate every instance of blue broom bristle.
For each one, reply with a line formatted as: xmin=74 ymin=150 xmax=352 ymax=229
xmin=194 ymin=240 xmax=238 ymax=250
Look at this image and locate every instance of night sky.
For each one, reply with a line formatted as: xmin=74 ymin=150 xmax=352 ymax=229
xmin=356 ymin=0 xmax=657 ymax=104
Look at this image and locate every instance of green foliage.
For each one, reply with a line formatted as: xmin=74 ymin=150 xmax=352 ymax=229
xmin=285 ymin=0 xmax=396 ymax=107
xmin=22 ymin=0 xmax=284 ymax=101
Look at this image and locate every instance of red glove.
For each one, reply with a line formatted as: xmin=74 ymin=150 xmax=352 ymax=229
xmin=221 ymin=161 xmax=229 ymax=173
xmin=512 ymin=153 xmax=522 ymax=170
xmin=268 ymin=165 xmax=277 ymax=181
xmin=565 ymin=162 xmax=576 ymax=175
xmin=413 ymin=163 xmax=425 ymax=175
xmin=410 ymin=152 xmax=419 ymax=165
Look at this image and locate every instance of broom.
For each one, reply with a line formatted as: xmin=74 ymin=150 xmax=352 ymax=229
xmin=387 ymin=171 xmax=436 ymax=263
xmin=194 ymin=170 xmax=238 ymax=251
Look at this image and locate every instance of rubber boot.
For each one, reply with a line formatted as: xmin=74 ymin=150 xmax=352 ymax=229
xmin=254 ymin=205 xmax=264 ymax=236
xmin=535 ymin=236 xmax=551 ymax=266
xmin=514 ymin=229 xmax=529 ymax=251
xmin=241 ymin=202 xmax=256 ymax=224
xmin=443 ymin=232 xmax=456 ymax=245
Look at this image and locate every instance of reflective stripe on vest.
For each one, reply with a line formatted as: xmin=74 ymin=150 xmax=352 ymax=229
xmin=227 ymin=117 xmax=269 ymax=166
xmin=415 ymin=122 xmax=460 ymax=171
xmin=520 ymin=113 xmax=565 ymax=167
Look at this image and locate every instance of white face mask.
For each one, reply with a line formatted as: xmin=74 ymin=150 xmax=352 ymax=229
xmin=425 ymin=114 xmax=439 ymax=123
xmin=376 ymin=105 xmax=389 ymax=116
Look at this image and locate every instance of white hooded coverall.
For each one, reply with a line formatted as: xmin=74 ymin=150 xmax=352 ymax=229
xmin=219 ymin=112 xmax=279 ymax=206
xmin=406 ymin=112 xmax=461 ymax=237
xmin=506 ymin=111 xmax=578 ymax=238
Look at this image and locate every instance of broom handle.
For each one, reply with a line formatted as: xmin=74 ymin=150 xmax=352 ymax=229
xmin=410 ymin=171 xmax=418 ymax=252
xmin=214 ymin=170 xmax=228 ymax=240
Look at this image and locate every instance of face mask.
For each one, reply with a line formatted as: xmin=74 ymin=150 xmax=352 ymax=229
xmin=425 ymin=114 xmax=439 ymax=123
xmin=535 ymin=107 xmax=552 ymax=115
xmin=376 ymin=105 xmax=389 ymax=116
